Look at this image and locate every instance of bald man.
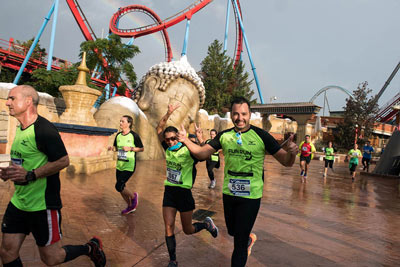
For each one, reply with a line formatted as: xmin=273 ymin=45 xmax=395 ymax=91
xmin=0 ymin=85 xmax=106 ymax=267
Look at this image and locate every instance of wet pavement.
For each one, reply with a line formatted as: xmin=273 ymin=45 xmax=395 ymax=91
xmin=1 ymin=156 xmax=400 ymax=266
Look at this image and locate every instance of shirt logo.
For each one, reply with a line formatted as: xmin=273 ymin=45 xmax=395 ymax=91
xmin=248 ymin=141 xmax=256 ymax=146
xmin=21 ymin=139 xmax=28 ymax=146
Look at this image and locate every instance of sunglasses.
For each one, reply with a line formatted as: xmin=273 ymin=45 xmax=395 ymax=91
xmin=236 ymin=131 xmax=242 ymax=146
xmin=165 ymin=137 xmax=177 ymax=142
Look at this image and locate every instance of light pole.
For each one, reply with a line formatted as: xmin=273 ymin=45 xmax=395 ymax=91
xmin=354 ymin=124 xmax=359 ymax=144
xmin=270 ymin=96 xmax=277 ymax=103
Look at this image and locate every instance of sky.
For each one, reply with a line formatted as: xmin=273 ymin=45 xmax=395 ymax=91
xmin=1 ymin=0 xmax=400 ymax=114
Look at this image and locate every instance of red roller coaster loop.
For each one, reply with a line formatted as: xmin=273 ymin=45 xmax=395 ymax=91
xmin=109 ymin=5 xmax=174 ymax=62
xmin=109 ymin=0 xmax=214 ymax=62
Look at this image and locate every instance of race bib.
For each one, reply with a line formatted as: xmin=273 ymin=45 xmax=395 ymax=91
xmin=352 ymin=152 xmax=358 ymax=157
xmin=117 ymin=150 xmax=128 ymax=161
xmin=11 ymin=158 xmax=23 ymax=166
xmin=228 ymin=179 xmax=251 ymax=196
xmin=302 ymin=147 xmax=308 ymax=151
xmin=166 ymin=168 xmax=182 ymax=184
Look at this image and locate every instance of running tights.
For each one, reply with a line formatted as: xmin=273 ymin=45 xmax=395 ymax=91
xmin=206 ymin=160 xmax=218 ymax=181
xmin=223 ymin=194 xmax=261 ymax=267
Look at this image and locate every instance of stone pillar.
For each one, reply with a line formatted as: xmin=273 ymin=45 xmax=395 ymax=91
xmin=291 ymin=114 xmax=312 ymax=145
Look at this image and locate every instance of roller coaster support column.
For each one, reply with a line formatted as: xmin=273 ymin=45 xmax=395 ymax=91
xmin=181 ymin=14 xmax=192 ymax=57
xmin=232 ymin=0 xmax=265 ymax=104
xmin=13 ymin=0 xmax=56 ymax=84
xmin=223 ymin=0 xmax=231 ymax=51
xmin=47 ymin=0 xmax=59 ymax=70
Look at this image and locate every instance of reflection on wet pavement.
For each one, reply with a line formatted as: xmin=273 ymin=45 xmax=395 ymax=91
xmin=0 ymin=157 xmax=399 ymax=266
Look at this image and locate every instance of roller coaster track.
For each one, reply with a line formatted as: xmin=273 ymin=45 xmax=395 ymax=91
xmin=231 ymin=0 xmax=243 ymax=69
xmin=109 ymin=0 xmax=244 ymax=67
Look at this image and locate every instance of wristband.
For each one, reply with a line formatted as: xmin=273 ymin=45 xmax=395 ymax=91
xmin=25 ymin=170 xmax=37 ymax=182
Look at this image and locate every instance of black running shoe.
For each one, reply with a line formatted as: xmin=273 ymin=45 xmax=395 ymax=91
xmin=204 ymin=217 xmax=218 ymax=238
xmin=87 ymin=236 xmax=106 ymax=267
xmin=168 ymin=260 xmax=178 ymax=267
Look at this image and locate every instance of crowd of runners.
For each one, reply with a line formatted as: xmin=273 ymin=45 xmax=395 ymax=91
xmin=0 ymin=85 xmax=378 ymax=267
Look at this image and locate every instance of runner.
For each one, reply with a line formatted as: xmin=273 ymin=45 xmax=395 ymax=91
xmin=348 ymin=143 xmax=362 ymax=182
xmin=108 ymin=115 xmax=144 ymax=215
xmin=204 ymin=129 xmax=220 ymax=189
xmin=298 ymin=135 xmax=316 ymax=182
xmin=323 ymin=141 xmax=335 ymax=178
xmin=177 ymin=97 xmax=298 ymax=267
xmin=362 ymin=141 xmax=374 ymax=172
xmin=157 ymin=104 xmax=219 ymax=267
xmin=0 ymin=85 xmax=106 ymax=267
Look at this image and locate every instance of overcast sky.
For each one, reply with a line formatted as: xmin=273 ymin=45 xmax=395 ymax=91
xmin=1 ymin=0 xmax=399 ymax=113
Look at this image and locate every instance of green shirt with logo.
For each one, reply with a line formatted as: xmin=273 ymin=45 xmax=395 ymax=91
xmin=348 ymin=149 xmax=362 ymax=165
xmin=10 ymin=116 xmax=67 ymax=212
xmin=162 ymin=142 xmax=197 ymax=189
xmin=208 ymin=126 xmax=281 ymax=199
xmin=113 ymin=131 xmax=143 ymax=172
xmin=325 ymin=147 xmax=334 ymax=161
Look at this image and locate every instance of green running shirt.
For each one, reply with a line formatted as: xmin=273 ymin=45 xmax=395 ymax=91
xmin=325 ymin=147 xmax=334 ymax=160
xmin=206 ymin=139 xmax=220 ymax=162
xmin=208 ymin=125 xmax=281 ymax=199
xmin=162 ymin=142 xmax=198 ymax=189
xmin=10 ymin=116 xmax=68 ymax=212
xmin=113 ymin=131 xmax=143 ymax=172
xmin=348 ymin=149 xmax=362 ymax=165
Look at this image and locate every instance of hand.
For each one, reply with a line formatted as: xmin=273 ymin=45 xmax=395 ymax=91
xmin=108 ymin=146 xmax=114 ymax=151
xmin=285 ymin=134 xmax=298 ymax=156
xmin=0 ymin=167 xmax=10 ymax=181
xmin=5 ymin=163 xmax=28 ymax=183
xmin=167 ymin=103 xmax=180 ymax=115
xmin=177 ymin=124 xmax=188 ymax=143
xmin=123 ymin=146 xmax=131 ymax=152
xmin=194 ymin=123 xmax=203 ymax=137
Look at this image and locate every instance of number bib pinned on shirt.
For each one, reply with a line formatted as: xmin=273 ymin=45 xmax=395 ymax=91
xmin=166 ymin=168 xmax=182 ymax=184
xmin=228 ymin=179 xmax=251 ymax=196
xmin=117 ymin=150 xmax=128 ymax=161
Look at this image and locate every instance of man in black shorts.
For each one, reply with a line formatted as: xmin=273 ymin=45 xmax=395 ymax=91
xmin=178 ymin=97 xmax=298 ymax=267
xmin=0 ymin=85 xmax=105 ymax=266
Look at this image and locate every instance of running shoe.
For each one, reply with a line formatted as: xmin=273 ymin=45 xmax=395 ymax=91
xmin=87 ymin=237 xmax=106 ymax=267
xmin=247 ymin=233 xmax=257 ymax=256
xmin=204 ymin=217 xmax=218 ymax=238
xmin=209 ymin=180 xmax=216 ymax=189
xmin=300 ymin=170 xmax=304 ymax=176
xmin=168 ymin=260 xmax=178 ymax=267
xmin=131 ymin=192 xmax=139 ymax=210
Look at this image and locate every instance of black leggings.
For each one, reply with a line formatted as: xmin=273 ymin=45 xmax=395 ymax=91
xmin=223 ymin=194 xmax=261 ymax=267
xmin=206 ymin=160 xmax=218 ymax=181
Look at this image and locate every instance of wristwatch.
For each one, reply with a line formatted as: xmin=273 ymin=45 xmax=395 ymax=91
xmin=25 ymin=170 xmax=37 ymax=182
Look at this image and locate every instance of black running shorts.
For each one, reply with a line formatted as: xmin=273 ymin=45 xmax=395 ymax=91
xmin=349 ymin=163 xmax=357 ymax=172
xmin=115 ymin=170 xmax=134 ymax=192
xmin=300 ymin=155 xmax=311 ymax=164
xmin=162 ymin=186 xmax=195 ymax=212
xmin=324 ymin=159 xmax=334 ymax=168
xmin=1 ymin=202 xmax=62 ymax=247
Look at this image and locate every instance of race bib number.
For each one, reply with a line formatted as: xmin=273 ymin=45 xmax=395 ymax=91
xmin=211 ymin=155 xmax=219 ymax=162
xmin=352 ymin=152 xmax=358 ymax=157
xmin=166 ymin=168 xmax=182 ymax=184
xmin=117 ymin=150 xmax=128 ymax=161
xmin=228 ymin=179 xmax=251 ymax=196
xmin=11 ymin=158 xmax=23 ymax=166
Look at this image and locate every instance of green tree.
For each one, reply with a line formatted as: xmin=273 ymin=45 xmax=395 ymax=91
xmin=26 ymin=64 xmax=101 ymax=97
xmin=80 ymin=34 xmax=140 ymax=95
xmin=334 ymin=81 xmax=379 ymax=149
xmin=13 ymin=38 xmax=47 ymax=61
xmin=199 ymin=39 xmax=254 ymax=115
